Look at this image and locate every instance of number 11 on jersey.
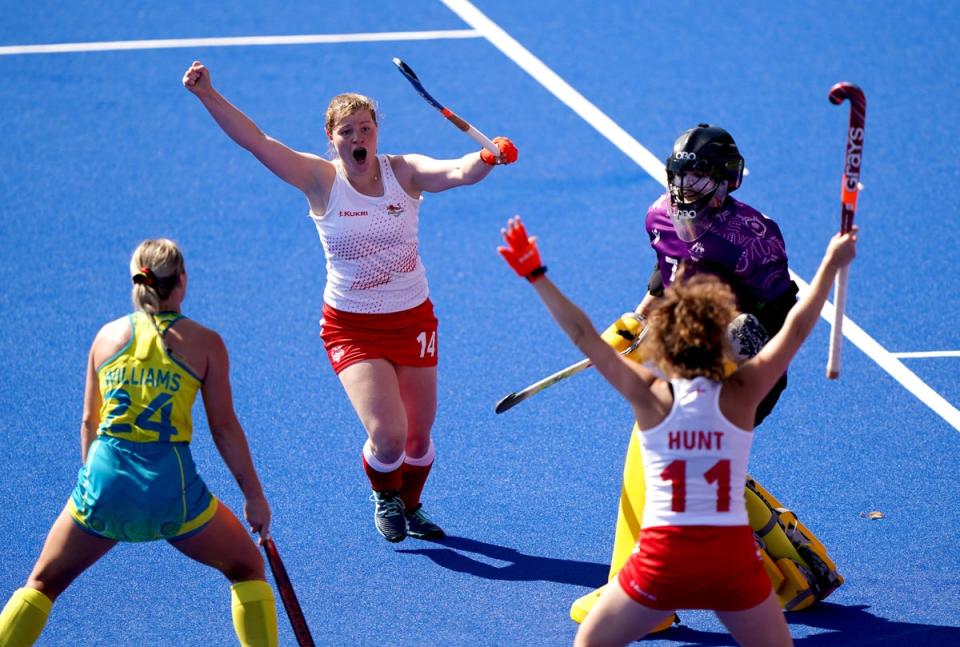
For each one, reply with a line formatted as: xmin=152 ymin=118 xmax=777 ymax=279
xmin=661 ymin=459 xmax=731 ymax=513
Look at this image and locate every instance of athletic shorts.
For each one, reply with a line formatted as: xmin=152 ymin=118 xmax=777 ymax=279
xmin=319 ymin=298 xmax=439 ymax=374
xmin=68 ymin=435 xmax=218 ymax=542
xmin=617 ymin=525 xmax=771 ymax=611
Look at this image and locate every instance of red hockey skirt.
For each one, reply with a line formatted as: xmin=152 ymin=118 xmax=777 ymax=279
xmin=320 ymin=299 xmax=438 ymax=374
xmin=617 ymin=525 xmax=771 ymax=611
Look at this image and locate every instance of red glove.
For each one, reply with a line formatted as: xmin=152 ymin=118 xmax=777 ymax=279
xmin=498 ymin=216 xmax=546 ymax=282
xmin=480 ymin=136 xmax=519 ymax=165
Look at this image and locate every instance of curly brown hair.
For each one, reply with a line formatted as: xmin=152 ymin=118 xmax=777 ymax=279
xmin=645 ymin=273 xmax=739 ymax=381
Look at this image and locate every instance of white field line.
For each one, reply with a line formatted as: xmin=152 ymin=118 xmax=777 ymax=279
xmin=890 ymin=351 xmax=960 ymax=359
xmin=442 ymin=0 xmax=960 ymax=432
xmin=0 ymin=29 xmax=481 ymax=55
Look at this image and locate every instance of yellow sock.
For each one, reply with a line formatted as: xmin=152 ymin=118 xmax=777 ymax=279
xmin=230 ymin=580 xmax=278 ymax=647
xmin=0 ymin=588 xmax=53 ymax=647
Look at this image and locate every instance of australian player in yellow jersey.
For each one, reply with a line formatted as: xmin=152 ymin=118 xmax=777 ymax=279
xmin=0 ymin=239 xmax=279 ymax=647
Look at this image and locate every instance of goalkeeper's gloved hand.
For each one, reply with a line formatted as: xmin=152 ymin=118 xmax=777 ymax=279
xmin=727 ymin=312 xmax=770 ymax=362
xmin=601 ymin=312 xmax=645 ymax=352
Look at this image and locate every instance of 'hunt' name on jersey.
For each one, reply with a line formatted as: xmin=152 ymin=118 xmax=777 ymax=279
xmin=668 ymin=430 xmax=724 ymax=451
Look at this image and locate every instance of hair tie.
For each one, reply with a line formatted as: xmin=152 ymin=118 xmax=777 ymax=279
xmin=132 ymin=266 xmax=156 ymax=287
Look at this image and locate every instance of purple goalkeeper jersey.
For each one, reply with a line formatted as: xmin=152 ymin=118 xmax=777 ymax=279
xmin=645 ymin=193 xmax=792 ymax=308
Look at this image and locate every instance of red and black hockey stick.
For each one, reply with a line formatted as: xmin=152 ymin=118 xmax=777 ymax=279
xmin=826 ymin=82 xmax=866 ymax=379
xmin=263 ymin=538 xmax=316 ymax=647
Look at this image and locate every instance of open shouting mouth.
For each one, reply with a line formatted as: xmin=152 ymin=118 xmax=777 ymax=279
xmin=353 ymin=147 xmax=367 ymax=163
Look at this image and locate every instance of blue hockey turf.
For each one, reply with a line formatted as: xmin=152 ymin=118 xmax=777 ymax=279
xmin=1 ymin=2 xmax=958 ymax=645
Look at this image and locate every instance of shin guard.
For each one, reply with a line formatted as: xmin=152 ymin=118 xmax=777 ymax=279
xmin=400 ymin=440 xmax=435 ymax=510
xmin=230 ymin=580 xmax=278 ymax=647
xmin=0 ymin=587 xmax=52 ymax=647
xmin=362 ymin=441 xmax=404 ymax=493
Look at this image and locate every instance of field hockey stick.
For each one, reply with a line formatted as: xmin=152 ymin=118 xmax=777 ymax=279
xmin=495 ymin=327 xmax=647 ymax=414
xmin=263 ymin=538 xmax=316 ymax=647
xmin=392 ymin=57 xmax=501 ymax=157
xmin=826 ymin=82 xmax=866 ymax=380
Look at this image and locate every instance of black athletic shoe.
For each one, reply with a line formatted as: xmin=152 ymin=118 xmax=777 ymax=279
xmin=371 ymin=490 xmax=407 ymax=543
xmin=404 ymin=504 xmax=445 ymax=540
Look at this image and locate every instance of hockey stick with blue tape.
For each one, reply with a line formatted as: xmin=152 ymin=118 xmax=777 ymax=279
xmin=826 ymin=82 xmax=866 ymax=379
xmin=392 ymin=57 xmax=500 ymax=157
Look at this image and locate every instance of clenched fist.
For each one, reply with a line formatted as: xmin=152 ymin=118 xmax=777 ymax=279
xmin=182 ymin=60 xmax=213 ymax=96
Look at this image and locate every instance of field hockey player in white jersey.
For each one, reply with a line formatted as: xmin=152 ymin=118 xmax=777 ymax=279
xmin=498 ymin=216 xmax=856 ymax=647
xmin=183 ymin=60 xmax=517 ymax=544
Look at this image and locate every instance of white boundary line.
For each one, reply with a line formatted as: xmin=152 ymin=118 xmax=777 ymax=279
xmin=442 ymin=0 xmax=960 ymax=432
xmin=0 ymin=29 xmax=481 ymax=56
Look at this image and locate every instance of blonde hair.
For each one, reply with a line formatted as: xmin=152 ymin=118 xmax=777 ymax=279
xmin=324 ymin=93 xmax=378 ymax=154
xmin=645 ymin=273 xmax=739 ymax=381
xmin=129 ymin=239 xmax=184 ymax=313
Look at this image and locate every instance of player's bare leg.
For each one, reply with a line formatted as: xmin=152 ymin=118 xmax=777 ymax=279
xmin=25 ymin=505 xmax=117 ymax=601
xmin=169 ymin=505 xmax=277 ymax=647
xmin=715 ymin=591 xmax=793 ymax=647
xmin=339 ymin=359 xmax=408 ymax=463
xmin=339 ymin=359 xmax=411 ymax=542
xmin=396 ymin=364 xmax=443 ymax=538
xmin=0 ymin=506 xmax=116 ymax=646
xmin=396 ymin=364 xmax=436 ymax=458
xmin=169 ymin=503 xmax=265 ymax=581
xmin=574 ymin=581 xmax=672 ymax=647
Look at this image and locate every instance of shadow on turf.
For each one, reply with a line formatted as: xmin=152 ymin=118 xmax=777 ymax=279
xmin=611 ymin=602 xmax=960 ymax=646
xmin=394 ymin=535 xmax=608 ymax=586
xmin=393 ymin=541 xmax=960 ymax=646
xmin=785 ymin=603 xmax=960 ymax=646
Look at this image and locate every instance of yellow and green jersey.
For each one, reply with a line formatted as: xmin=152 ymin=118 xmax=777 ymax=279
xmin=97 ymin=312 xmax=201 ymax=443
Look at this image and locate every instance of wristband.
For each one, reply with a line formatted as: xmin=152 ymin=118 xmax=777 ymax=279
xmin=528 ymin=266 xmax=547 ymax=282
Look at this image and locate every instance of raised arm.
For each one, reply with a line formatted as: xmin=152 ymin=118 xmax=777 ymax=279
xmin=398 ymin=136 xmax=517 ymax=194
xmin=499 ymin=217 xmax=661 ymax=416
xmin=200 ymin=329 xmax=272 ymax=542
xmin=735 ymin=227 xmax=858 ymax=404
xmin=183 ymin=61 xmax=331 ymax=199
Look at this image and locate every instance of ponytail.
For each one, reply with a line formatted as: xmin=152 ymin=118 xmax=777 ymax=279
xmin=129 ymin=239 xmax=184 ymax=313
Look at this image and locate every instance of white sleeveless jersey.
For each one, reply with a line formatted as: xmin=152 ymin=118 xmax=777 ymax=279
xmin=309 ymin=155 xmax=427 ymax=313
xmin=639 ymin=376 xmax=753 ymax=528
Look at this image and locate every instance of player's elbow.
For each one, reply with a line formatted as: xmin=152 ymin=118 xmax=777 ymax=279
xmin=80 ymin=411 xmax=99 ymax=436
xmin=208 ymin=416 xmax=243 ymax=443
xmin=450 ymin=166 xmax=481 ymax=187
xmin=567 ymin=322 xmax=595 ymax=354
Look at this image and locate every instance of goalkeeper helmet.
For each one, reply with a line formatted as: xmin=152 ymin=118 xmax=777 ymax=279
xmin=665 ymin=124 xmax=745 ymax=242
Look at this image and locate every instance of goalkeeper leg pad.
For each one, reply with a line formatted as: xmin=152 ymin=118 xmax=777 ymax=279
xmin=745 ymin=477 xmax=844 ymax=609
xmin=756 ymin=547 xmax=817 ymax=611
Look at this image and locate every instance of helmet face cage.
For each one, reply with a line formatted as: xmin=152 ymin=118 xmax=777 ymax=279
xmin=664 ymin=124 xmax=744 ymax=242
xmin=666 ymin=124 xmax=744 ymax=192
